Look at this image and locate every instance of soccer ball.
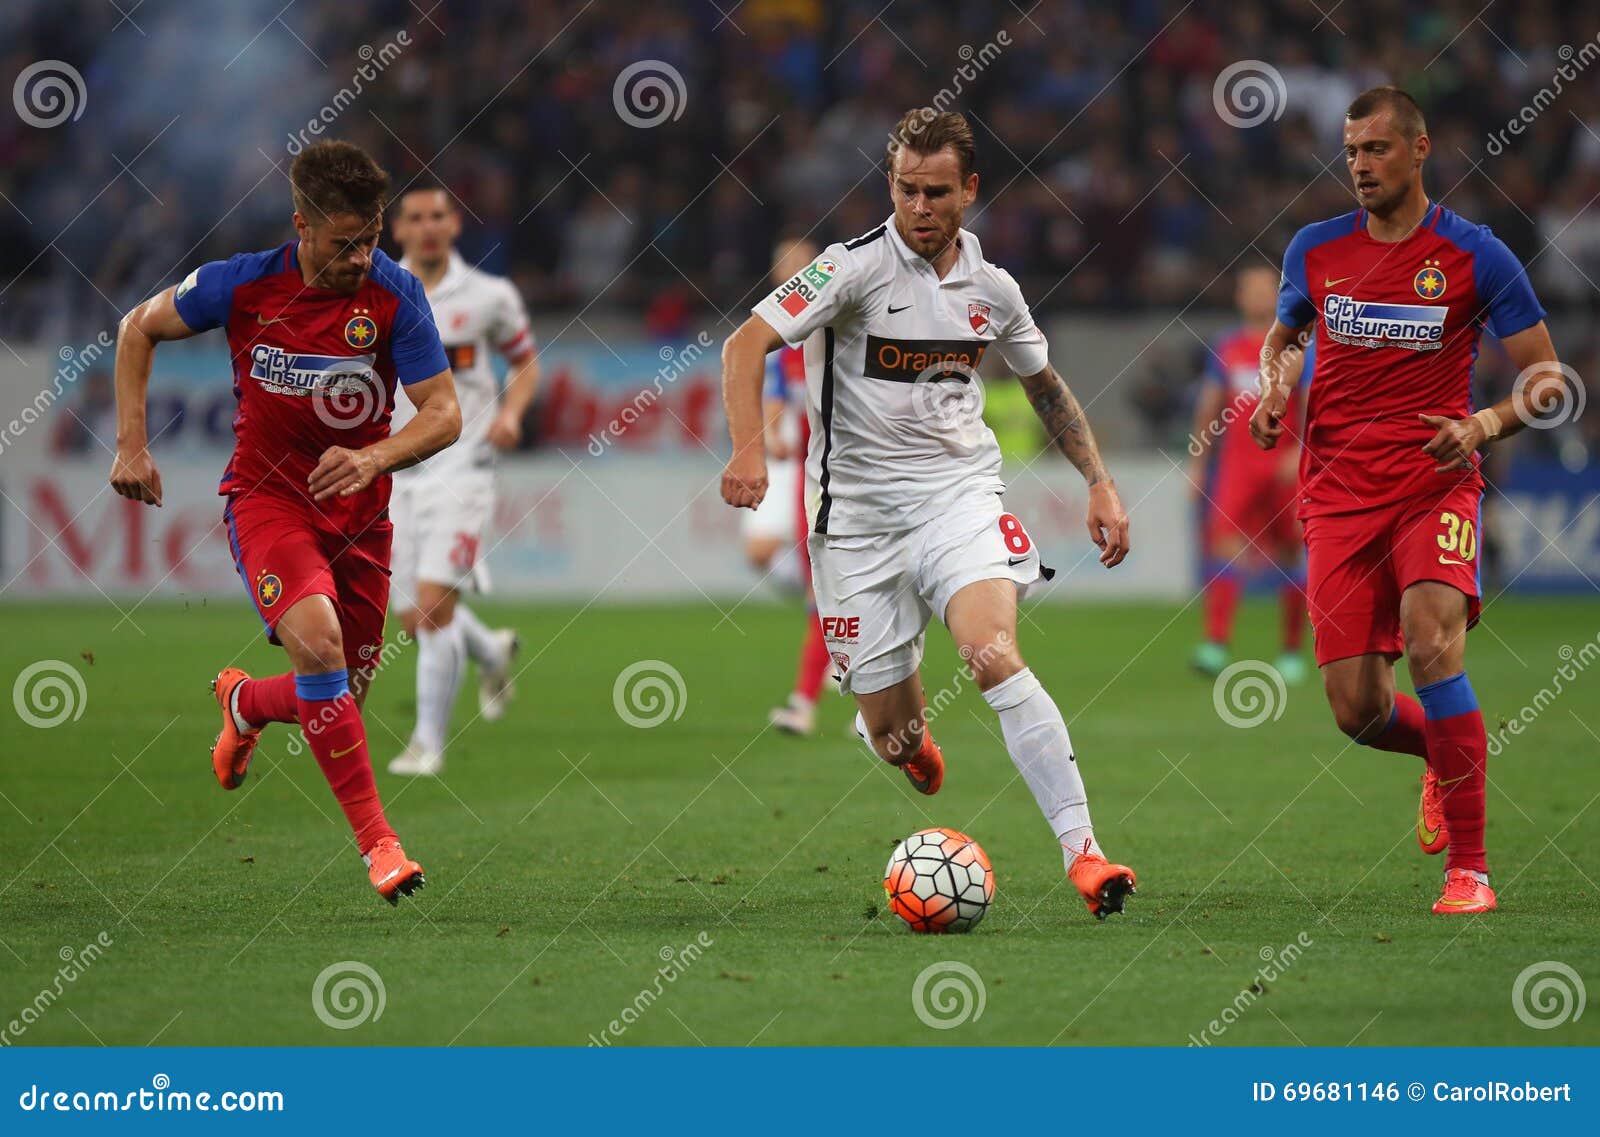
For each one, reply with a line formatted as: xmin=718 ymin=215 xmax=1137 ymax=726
xmin=883 ymin=827 xmax=995 ymax=933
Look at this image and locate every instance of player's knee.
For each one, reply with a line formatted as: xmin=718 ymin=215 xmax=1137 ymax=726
xmin=965 ymin=639 xmax=1024 ymax=690
xmin=1326 ymin=688 xmax=1390 ymax=741
xmin=295 ymin=629 xmax=345 ymax=674
xmin=1403 ymin=621 xmax=1461 ymax=679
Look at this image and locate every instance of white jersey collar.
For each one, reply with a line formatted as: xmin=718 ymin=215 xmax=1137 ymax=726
xmin=883 ymin=216 xmax=981 ymax=282
xmin=399 ymin=249 xmax=469 ymax=297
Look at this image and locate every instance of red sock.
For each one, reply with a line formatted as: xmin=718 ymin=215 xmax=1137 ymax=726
xmin=1203 ymin=573 xmax=1240 ymax=645
xmin=1281 ymin=583 xmax=1307 ymax=650
xmin=238 ymin=671 xmax=298 ymax=725
xmin=1416 ymin=673 xmax=1488 ymax=874
xmin=296 ymin=672 xmax=395 ymax=855
xmin=796 ymin=608 xmax=831 ymax=702
xmin=1366 ymin=693 xmax=1429 ymax=760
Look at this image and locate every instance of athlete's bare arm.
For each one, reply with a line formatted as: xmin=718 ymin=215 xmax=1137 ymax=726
xmin=720 ymin=313 xmax=786 ymax=509
xmin=109 ymin=285 xmax=201 ymax=507
xmin=1249 ymin=320 xmax=1311 ymax=449
xmin=1421 ymin=321 xmax=1566 ymax=471
xmin=1186 ymin=379 xmax=1228 ymax=496
xmin=487 ymin=353 xmax=540 ymax=450
xmin=1016 ymin=364 xmax=1129 ymax=567
xmin=310 ymin=370 xmax=461 ymax=501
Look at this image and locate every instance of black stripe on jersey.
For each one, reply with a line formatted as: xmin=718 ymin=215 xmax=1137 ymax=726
xmin=843 ymin=225 xmax=886 ymax=251
xmin=814 ymin=327 xmax=837 ymax=535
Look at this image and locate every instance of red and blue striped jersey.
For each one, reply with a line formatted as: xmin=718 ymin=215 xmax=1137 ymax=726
xmin=174 ymin=241 xmax=448 ymax=528
xmin=1276 ymin=203 xmax=1543 ymax=518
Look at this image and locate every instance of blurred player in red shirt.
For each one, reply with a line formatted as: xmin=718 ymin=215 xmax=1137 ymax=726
xmin=1252 ymin=88 xmax=1569 ymax=915
xmin=1188 ymin=266 xmax=1308 ymax=684
xmin=109 ymin=142 xmax=461 ymax=905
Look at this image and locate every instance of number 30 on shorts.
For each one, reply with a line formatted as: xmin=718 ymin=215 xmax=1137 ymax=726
xmin=1437 ymin=510 xmax=1477 ymax=563
xmin=999 ymin=513 xmax=1032 ymax=555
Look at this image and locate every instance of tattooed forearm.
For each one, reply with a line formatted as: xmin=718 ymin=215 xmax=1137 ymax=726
xmin=1018 ymin=365 xmax=1108 ymax=486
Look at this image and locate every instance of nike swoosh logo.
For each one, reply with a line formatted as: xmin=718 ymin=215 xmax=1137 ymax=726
xmin=256 ymin=312 xmax=290 ymax=325
xmin=330 ymin=744 xmax=360 ymax=759
xmin=1437 ymin=898 xmax=1481 ymax=907
xmin=1438 ymin=555 xmax=1471 ymax=566
xmin=1417 ymin=803 xmax=1440 ymax=845
xmin=1008 ymin=555 xmax=1029 ymax=566
xmin=1437 ymin=774 xmax=1469 ymax=788
xmin=887 ymin=304 xmax=912 ymax=313
xmin=1324 ymin=275 xmax=1354 ymax=287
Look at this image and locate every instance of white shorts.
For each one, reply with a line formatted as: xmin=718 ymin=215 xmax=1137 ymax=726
xmin=807 ymin=491 xmax=1052 ymax=696
xmin=741 ymin=458 xmax=799 ymax=542
xmin=389 ymin=469 xmax=494 ymax=610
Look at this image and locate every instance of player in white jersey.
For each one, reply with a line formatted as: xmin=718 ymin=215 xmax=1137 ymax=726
xmin=720 ymin=110 xmax=1139 ymax=919
xmin=386 ymin=186 xmax=540 ymax=776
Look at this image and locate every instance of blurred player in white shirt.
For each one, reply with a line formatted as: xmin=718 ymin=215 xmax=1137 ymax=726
xmin=387 ymin=187 xmax=540 ymax=776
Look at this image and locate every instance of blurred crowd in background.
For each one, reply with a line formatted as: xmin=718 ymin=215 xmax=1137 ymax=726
xmin=4 ymin=0 xmax=1599 ymax=459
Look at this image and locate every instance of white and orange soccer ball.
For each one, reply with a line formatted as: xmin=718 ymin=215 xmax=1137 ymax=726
xmin=883 ymin=827 xmax=995 ymax=933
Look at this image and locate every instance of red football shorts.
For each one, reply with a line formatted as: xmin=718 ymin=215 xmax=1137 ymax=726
xmin=223 ymin=491 xmax=392 ymax=670
xmin=1302 ymin=481 xmax=1482 ymax=666
xmin=1210 ymin=470 xmax=1300 ymax=547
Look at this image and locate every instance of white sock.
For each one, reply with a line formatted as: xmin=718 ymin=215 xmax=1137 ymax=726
xmin=414 ymin=620 xmax=466 ymax=754
xmin=229 ymin=683 xmax=254 ymax=733
xmin=453 ymin=603 xmax=501 ymax=669
xmin=982 ymin=669 xmax=1101 ymax=871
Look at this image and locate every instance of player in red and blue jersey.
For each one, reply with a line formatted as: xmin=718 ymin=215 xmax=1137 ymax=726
xmin=1251 ymin=88 xmax=1570 ymax=915
xmin=109 ymin=142 xmax=461 ymax=905
xmin=1188 ymin=266 xmax=1308 ymax=684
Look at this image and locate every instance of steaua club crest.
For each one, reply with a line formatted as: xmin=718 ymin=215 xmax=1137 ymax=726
xmin=1414 ymin=261 xmax=1447 ymax=300
xmin=344 ymin=310 xmax=378 ymax=349
xmin=968 ymin=302 xmax=991 ymax=335
xmin=256 ymin=572 xmax=283 ymax=608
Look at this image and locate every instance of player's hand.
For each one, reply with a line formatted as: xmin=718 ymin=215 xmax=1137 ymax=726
xmin=721 ymin=449 xmax=768 ymax=510
xmin=767 ymin=434 xmax=793 ymax=461
xmin=486 ymin=407 xmax=523 ymax=450
xmin=309 ymin=445 xmax=382 ymax=500
xmin=1086 ymin=480 xmax=1129 ymax=568
xmin=109 ymin=446 xmax=163 ymax=507
xmin=1419 ymin=413 xmax=1487 ymax=472
xmin=1249 ymin=386 xmax=1287 ymax=450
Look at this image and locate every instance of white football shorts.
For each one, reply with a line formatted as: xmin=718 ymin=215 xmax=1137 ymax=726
xmin=389 ymin=469 xmax=494 ymax=609
xmin=806 ymin=490 xmax=1052 ymax=696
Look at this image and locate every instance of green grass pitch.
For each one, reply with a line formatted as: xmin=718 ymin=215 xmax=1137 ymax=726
xmin=1 ymin=597 xmax=1596 ymax=1046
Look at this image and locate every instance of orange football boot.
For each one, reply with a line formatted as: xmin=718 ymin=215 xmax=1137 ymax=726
xmin=1417 ymin=769 xmax=1449 ymax=855
xmin=894 ymin=735 xmax=945 ymax=796
xmin=1432 ymin=868 xmax=1495 ymax=914
xmin=365 ymin=837 xmax=426 ymax=906
xmin=210 ymin=668 xmax=261 ymax=790
xmin=1067 ymin=842 xmax=1138 ymax=920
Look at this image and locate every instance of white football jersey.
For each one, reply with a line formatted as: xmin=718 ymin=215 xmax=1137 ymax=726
xmin=754 ymin=219 xmax=1050 ymax=535
xmin=393 ymin=251 xmax=535 ymax=477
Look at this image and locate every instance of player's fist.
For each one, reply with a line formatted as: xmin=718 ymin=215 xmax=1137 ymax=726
xmin=486 ymin=407 xmax=523 ymax=450
xmin=1086 ymin=479 xmax=1130 ymax=569
xmin=721 ymin=450 xmax=768 ymax=510
xmin=1249 ymin=386 xmax=1287 ymax=450
xmin=1419 ymin=413 xmax=1487 ymax=472
xmin=309 ymin=445 xmax=382 ymax=500
xmin=109 ymin=446 xmax=163 ymax=507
